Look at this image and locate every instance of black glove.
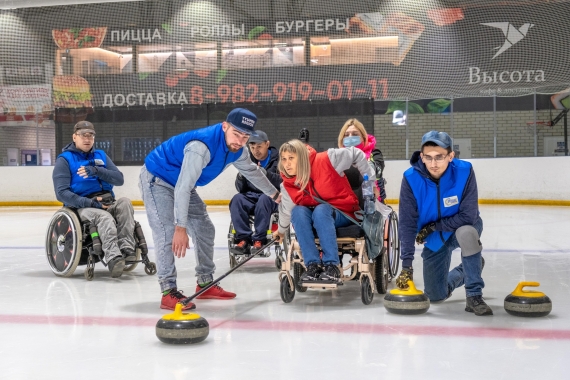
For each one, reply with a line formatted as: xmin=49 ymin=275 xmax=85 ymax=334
xmin=415 ymin=222 xmax=436 ymax=245
xmin=84 ymin=166 xmax=98 ymax=177
xmin=396 ymin=267 xmax=413 ymax=289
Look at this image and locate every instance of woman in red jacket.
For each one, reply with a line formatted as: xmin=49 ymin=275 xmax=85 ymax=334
xmin=273 ymin=139 xmax=375 ymax=284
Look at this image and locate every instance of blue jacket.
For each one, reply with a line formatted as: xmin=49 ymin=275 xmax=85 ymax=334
xmin=145 ymin=123 xmax=243 ymax=187
xmin=53 ymin=142 xmax=124 ymax=209
xmin=399 ymin=151 xmax=480 ymax=268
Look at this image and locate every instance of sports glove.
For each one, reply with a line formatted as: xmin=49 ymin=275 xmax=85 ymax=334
xmin=415 ymin=222 xmax=436 ymax=245
xmin=395 ymin=267 xmax=413 ymax=289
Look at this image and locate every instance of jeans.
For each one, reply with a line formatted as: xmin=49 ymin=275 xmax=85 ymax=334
xmin=291 ymin=204 xmax=352 ymax=266
xmin=229 ymin=192 xmax=278 ymax=243
xmin=77 ymin=197 xmax=135 ymax=261
xmin=421 ymin=217 xmax=484 ymax=301
xmin=139 ymin=166 xmax=216 ymax=292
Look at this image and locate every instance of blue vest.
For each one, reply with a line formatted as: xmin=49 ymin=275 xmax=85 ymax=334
xmin=145 ymin=123 xmax=244 ymax=187
xmin=59 ymin=149 xmax=113 ymax=198
xmin=404 ymin=159 xmax=472 ymax=252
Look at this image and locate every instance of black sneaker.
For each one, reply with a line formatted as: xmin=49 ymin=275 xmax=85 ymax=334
xmin=122 ymin=250 xmax=137 ymax=263
xmin=300 ymin=263 xmax=322 ymax=283
xmin=231 ymin=240 xmax=249 ymax=255
xmin=465 ymin=295 xmax=493 ymax=316
xmin=319 ymin=264 xmax=342 ymax=284
xmin=108 ymin=256 xmax=125 ymax=278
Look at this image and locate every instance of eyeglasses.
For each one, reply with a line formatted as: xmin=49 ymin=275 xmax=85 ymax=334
xmin=422 ymin=154 xmax=448 ymax=163
xmin=76 ymin=132 xmax=95 ymax=139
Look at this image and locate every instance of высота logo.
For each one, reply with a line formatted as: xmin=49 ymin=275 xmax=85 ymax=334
xmin=481 ymin=22 xmax=534 ymax=59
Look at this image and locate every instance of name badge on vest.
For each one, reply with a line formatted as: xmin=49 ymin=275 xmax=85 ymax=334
xmin=94 ymin=159 xmax=105 ymax=166
xmin=443 ymin=195 xmax=459 ymax=207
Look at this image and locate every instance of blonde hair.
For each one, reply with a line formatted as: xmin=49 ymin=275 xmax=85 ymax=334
xmin=337 ymin=118 xmax=369 ymax=148
xmin=278 ymin=139 xmax=311 ymax=191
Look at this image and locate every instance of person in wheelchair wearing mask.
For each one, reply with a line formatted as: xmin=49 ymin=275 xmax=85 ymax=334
xmin=337 ymin=119 xmax=387 ymax=203
xmin=52 ymin=121 xmax=136 ymax=278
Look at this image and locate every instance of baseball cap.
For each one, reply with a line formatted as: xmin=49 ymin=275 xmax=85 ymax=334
xmin=248 ymin=130 xmax=269 ymax=144
xmin=226 ymin=108 xmax=258 ymax=136
xmin=421 ymin=130 xmax=452 ymax=149
xmin=74 ymin=121 xmax=96 ymax=135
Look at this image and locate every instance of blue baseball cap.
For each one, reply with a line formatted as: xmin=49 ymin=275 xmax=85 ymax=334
xmin=421 ymin=130 xmax=452 ymax=149
xmin=226 ymin=108 xmax=258 ymax=136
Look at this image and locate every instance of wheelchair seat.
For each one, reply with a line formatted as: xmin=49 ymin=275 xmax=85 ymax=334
xmin=335 ymin=224 xmax=365 ymax=238
xmin=45 ymin=206 xmax=156 ymax=280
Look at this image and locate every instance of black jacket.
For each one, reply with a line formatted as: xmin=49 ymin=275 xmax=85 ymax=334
xmin=235 ymin=147 xmax=281 ymax=193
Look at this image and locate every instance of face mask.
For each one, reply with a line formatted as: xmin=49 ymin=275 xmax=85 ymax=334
xmin=343 ymin=136 xmax=361 ymax=147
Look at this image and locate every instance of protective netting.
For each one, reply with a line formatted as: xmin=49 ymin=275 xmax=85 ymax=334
xmin=0 ymin=0 xmax=569 ymax=163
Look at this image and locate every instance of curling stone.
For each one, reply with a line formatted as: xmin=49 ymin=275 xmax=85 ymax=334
xmin=504 ymin=281 xmax=552 ymax=317
xmin=384 ymin=280 xmax=430 ymax=315
xmin=156 ymin=303 xmax=209 ymax=344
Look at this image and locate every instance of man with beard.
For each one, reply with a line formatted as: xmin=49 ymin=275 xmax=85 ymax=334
xmin=140 ymin=108 xmax=280 ymax=311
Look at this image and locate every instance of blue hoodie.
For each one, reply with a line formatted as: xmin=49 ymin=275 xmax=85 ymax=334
xmin=398 ymin=151 xmax=480 ymax=268
xmin=53 ymin=142 xmax=124 ymax=209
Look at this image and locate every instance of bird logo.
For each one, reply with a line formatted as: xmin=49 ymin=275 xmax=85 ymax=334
xmin=481 ymin=22 xmax=534 ymax=59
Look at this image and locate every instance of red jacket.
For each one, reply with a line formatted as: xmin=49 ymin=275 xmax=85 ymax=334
xmin=281 ymin=146 xmax=360 ymax=218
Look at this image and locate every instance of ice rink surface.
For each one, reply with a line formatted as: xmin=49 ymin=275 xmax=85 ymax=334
xmin=1 ymin=205 xmax=569 ymax=380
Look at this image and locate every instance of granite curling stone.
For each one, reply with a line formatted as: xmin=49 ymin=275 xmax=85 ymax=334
xmin=156 ymin=303 xmax=209 ymax=344
xmin=384 ymin=280 xmax=430 ymax=315
xmin=504 ymin=281 xmax=552 ymax=317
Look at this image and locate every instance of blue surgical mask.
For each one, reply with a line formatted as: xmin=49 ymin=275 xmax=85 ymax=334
xmin=343 ymin=136 xmax=361 ymax=147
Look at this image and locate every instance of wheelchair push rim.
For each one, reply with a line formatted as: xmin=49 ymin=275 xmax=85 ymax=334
xmin=45 ymin=207 xmax=83 ymax=277
xmin=387 ymin=212 xmax=400 ymax=278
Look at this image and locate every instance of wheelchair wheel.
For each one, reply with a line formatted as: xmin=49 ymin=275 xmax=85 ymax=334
xmin=387 ymin=212 xmax=400 ymax=278
xmin=144 ymin=262 xmax=157 ymax=275
xmin=374 ymin=248 xmax=389 ymax=294
xmin=360 ymin=275 xmax=374 ymax=305
xmin=293 ymin=263 xmax=307 ymax=292
xmin=229 ymin=253 xmax=237 ymax=269
xmin=280 ymin=276 xmax=295 ymax=303
xmin=123 ymin=248 xmax=141 ymax=272
xmin=274 ymin=249 xmax=282 ymax=270
xmin=45 ymin=207 xmax=83 ymax=277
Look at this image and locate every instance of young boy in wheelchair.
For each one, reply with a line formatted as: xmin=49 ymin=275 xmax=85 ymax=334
xmin=273 ymin=139 xmax=376 ymax=283
xmin=229 ymin=130 xmax=282 ymax=254
xmin=52 ymin=121 xmax=136 ymax=278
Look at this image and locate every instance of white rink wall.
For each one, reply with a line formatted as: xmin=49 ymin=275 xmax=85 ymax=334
xmin=1 ymin=156 xmax=569 ymax=203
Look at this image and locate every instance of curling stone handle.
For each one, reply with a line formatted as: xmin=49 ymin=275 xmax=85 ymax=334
xmin=511 ymin=281 xmax=546 ymax=298
xmin=514 ymin=281 xmax=542 ymax=294
xmin=179 ymin=239 xmax=278 ymax=307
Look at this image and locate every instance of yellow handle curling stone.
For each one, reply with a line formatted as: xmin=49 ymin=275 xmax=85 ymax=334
xmin=383 ymin=280 xmax=430 ymax=315
xmin=504 ymin=281 xmax=552 ymax=317
xmin=156 ymin=303 xmax=210 ymax=344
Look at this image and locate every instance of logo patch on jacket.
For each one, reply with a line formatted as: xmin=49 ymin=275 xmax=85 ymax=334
xmin=443 ymin=195 xmax=459 ymax=207
xmin=94 ymin=159 xmax=105 ymax=166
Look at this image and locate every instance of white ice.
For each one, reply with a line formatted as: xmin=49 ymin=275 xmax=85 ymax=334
xmin=0 ymin=205 xmax=569 ymax=380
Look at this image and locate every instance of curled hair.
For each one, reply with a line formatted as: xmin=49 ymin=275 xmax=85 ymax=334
xmin=278 ymin=139 xmax=311 ymax=191
xmin=338 ymin=118 xmax=369 ymax=148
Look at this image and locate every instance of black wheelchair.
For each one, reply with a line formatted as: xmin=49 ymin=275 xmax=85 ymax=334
xmin=278 ymin=208 xmax=399 ymax=305
xmin=228 ymin=212 xmax=291 ymax=270
xmin=45 ymin=207 xmax=157 ymax=280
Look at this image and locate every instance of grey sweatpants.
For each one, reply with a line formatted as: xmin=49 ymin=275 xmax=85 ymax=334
xmin=77 ymin=197 xmax=136 ymax=261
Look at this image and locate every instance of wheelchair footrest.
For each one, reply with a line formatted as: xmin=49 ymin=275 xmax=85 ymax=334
xmin=302 ymin=281 xmax=343 ymax=288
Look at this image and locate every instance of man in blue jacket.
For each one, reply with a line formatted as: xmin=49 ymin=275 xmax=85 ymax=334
xmin=52 ymin=121 xmax=136 ymax=278
xmin=140 ymin=108 xmax=280 ymax=311
xmin=396 ymin=131 xmax=491 ymax=316
xmin=229 ymin=130 xmax=281 ymax=254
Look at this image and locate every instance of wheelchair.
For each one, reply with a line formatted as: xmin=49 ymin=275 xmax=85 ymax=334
xmin=228 ymin=212 xmax=292 ymax=270
xmin=278 ymin=208 xmax=400 ymax=305
xmin=45 ymin=207 xmax=157 ymax=280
